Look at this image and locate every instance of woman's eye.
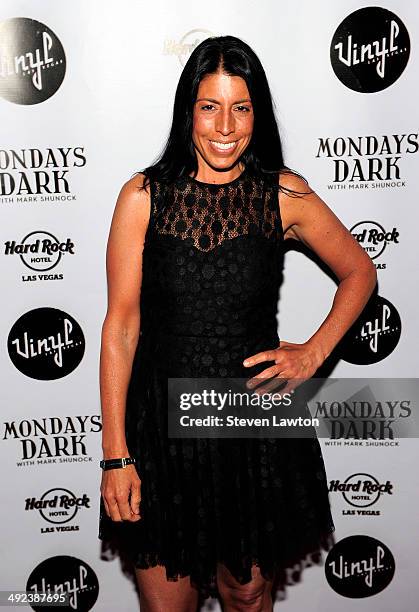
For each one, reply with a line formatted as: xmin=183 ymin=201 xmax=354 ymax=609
xmin=199 ymin=104 xmax=251 ymax=112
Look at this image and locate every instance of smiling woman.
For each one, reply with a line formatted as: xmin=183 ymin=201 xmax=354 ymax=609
xmin=192 ymin=72 xmax=254 ymax=179
xmin=98 ymin=34 xmax=376 ymax=612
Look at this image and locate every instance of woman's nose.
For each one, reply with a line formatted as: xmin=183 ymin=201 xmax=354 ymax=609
xmin=215 ymin=110 xmax=234 ymax=135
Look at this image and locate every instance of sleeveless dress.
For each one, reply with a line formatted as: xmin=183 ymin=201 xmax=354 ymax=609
xmin=98 ymin=167 xmax=336 ymax=601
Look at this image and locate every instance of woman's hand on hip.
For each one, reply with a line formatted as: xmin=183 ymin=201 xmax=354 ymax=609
xmin=243 ymin=339 xmax=324 ymax=395
xmin=100 ymin=465 xmax=142 ymax=522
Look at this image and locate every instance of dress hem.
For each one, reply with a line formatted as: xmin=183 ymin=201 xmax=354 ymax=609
xmin=100 ymin=523 xmax=336 ymax=602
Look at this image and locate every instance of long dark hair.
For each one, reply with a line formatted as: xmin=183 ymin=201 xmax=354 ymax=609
xmin=135 ymin=35 xmax=309 ymax=197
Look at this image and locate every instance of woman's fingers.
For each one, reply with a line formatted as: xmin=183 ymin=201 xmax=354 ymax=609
xmin=243 ymin=340 xmax=297 ymax=368
xmin=107 ymin=496 xmax=123 ymax=522
xmin=279 ymin=377 xmax=303 ymax=396
xmin=250 ymin=372 xmax=289 ymax=396
xmin=115 ymin=489 xmax=136 ymax=521
xmin=246 ymin=363 xmax=284 ymax=388
xmin=252 ymin=375 xmax=302 ymax=397
xmin=243 ymin=348 xmax=277 ymax=367
xmin=245 ymin=347 xmax=288 ymax=389
xmin=102 ymin=495 xmax=110 ymax=518
xmin=102 ymin=468 xmax=142 ymax=522
xmin=129 ymin=479 xmax=142 ymax=518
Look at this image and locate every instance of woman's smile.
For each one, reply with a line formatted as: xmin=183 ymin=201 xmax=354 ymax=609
xmin=208 ymin=139 xmax=239 ymax=154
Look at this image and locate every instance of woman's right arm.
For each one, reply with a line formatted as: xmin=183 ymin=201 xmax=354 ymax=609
xmin=99 ymin=172 xmax=150 ymax=522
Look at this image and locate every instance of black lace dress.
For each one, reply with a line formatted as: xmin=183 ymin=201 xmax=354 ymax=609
xmin=98 ymin=167 xmax=336 ymax=601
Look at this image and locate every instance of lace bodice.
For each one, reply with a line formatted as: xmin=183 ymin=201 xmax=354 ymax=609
xmin=146 ymin=169 xmax=283 ymax=251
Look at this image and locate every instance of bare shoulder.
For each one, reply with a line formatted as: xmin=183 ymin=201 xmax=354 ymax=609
xmin=276 ymin=168 xmax=376 ymax=281
xmin=105 ymin=171 xmax=152 ymax=284
xmin=118 ymin=171 xmax=150 ymax=209
xmin=105 ymin=172 xmax=151 ymax=317
xmin=278 ymin=169 xmax=312 ymax=196
xmin=277 ymin=169 xmax=323 ymax=242
xmin=110 ymin=172 xmax=151 ymax=236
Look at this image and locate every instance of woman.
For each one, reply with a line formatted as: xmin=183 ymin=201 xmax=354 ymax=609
xmin=98 ymin=35 xmax=377 ymax=611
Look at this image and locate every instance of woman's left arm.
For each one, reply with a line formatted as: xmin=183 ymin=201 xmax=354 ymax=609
xmin=244 ymin=172 xmax=377 ymax=387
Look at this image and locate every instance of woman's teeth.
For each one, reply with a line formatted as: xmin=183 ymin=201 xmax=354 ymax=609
xmin=210 ymin=140 xmax=237 ymax=150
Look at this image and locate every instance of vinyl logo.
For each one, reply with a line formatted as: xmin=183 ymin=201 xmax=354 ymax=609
xmin=325 ymin=535 xmax=395 ymax=597
xmin=330 ymin=7 xmax=410 ymax=93
xmin=339 ymin=294 xmax=401 ymax=364
xmin=0 ymin=17 xmax=66 ymax=105
xmin=8 ymin=307 xmax=85 ymax=379
xmin=26 ymin=556 xmax=99 ymax=611
xmin=351 ymin=221 xmax=399 ymax=269
xmin=163 ymin=29 xmax=214 ymax=66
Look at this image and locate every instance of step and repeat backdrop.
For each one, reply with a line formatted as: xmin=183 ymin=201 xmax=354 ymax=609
xmin=1 ymin=0 xmax=418 ymax=610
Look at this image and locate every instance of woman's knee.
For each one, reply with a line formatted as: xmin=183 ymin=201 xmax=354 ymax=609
xmin=217 ymin=563 xmax=271 ymax=611
xmin=220 ymin=584 xmax=266 ymax=611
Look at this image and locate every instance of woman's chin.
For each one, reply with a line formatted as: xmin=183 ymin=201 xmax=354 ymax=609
xmin=203 ymin=155 xmax=242 ymax=171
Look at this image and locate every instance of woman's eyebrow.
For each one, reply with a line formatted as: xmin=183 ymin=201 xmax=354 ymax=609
xmin=195 ymin=97 xmax=252 ymax=104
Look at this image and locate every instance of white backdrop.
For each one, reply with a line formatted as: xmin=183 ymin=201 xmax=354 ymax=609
xmin=1 ymin=0 xmax=418 ymax=610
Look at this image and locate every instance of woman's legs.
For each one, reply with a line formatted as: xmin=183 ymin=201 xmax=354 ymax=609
xmin=217 ymin=562 xmax=273 ymax=612
xmin=135 ymin=565 xmax=199 ymax=612
xmin=135 ymin=561 xmax=274 ymax=612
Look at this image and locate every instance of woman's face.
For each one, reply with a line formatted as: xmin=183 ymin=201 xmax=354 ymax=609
xmin=192 ymin=71 xmax=254 ymax=173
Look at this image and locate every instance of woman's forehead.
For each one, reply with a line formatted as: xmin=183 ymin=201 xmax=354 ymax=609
xmin=196 ymin=72 xmax=251 ymax=100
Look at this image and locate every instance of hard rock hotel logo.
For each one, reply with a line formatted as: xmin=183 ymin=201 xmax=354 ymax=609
xmin=163 ymin=29 xmax=214 ymax=66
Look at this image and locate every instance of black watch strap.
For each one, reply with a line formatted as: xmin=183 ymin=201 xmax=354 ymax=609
xmin=100 ymin=457 xmax=136 ymax=470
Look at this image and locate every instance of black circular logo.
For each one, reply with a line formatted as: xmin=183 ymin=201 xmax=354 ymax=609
xmin=8 ymin=307 xmax=85 ymax=380
xmin=0 ymin=17 xmax=66 ymax=105
xmin=339 ymin=294 xmax=401 ymax=364
xmin=325 ymin=535 xmax=395 ymax=597
xmin=26 ymin=555 xmax=99 ymax=611
xmin=330 ymin=7 xmax=410 ymax=93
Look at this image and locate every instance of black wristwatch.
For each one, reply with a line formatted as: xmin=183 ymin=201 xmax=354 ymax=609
xmin=100 ymin=457 xmax=136 ymax=470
